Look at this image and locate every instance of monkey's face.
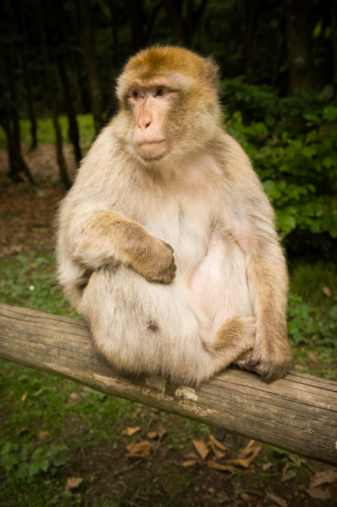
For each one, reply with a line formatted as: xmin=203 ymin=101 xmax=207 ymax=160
xmin=127 ymin=83 xmax=178 ymax=161
xmin=116 ymin=47 xmax=222 ymax=166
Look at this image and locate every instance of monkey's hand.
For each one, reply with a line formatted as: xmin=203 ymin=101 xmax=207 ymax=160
xmin=237 ymin=323 xmax=292 ymax=382
xmin=131 ymin=237 xmax=177 ymax=284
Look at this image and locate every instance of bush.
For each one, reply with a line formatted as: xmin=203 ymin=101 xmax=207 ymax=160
xmin=222 ymin=78 xmax=337 ymax=256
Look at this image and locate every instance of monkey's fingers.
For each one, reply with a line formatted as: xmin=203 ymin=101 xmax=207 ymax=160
xmin=153 ymin=260 xmax=177 ymax=284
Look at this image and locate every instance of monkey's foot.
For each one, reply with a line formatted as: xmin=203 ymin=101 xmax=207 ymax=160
xmin=237 ymin=347 xmax=292 ymax=382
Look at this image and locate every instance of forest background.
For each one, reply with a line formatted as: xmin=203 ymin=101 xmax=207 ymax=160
xmin=0 ymin=0 xmax=337 ymax=505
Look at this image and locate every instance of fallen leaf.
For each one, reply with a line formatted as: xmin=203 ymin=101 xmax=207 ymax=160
xmin=294 ymin=364 xmax=304 ymax=370
xmin=306 ymin=488 xmax=331 ymax=500
xmin=192 ymin=439 xmax=209 ymax=460
xmin=69 ymin=392 xmax=80 ymax=400
xmin=37 ymin=431 xmax=50 ymax=440
xmin=307 ymin=352 xmax=318 ymax=363
xmin=209 ymin=434 xmax=227 ymax=452
xmin=207 ymin=461 xmax=234 ymax=473
xmin=239 ymin=439 xmax=256 ymax=458
xmin=147 ymin=431 xmax=158 ymax=439
xmin=21 ymin=392 xmax=27 ymax=402
xmin=227 ymin=443 xmax=262 ymax=468
xmin=209 ymin=441 xmax=226 ymax=460
xmin=158 ymin=428 xmax=167 ymax=438
xmin=133 ymin=407 xmax=142 ymax=416
xmin=240 ymin=492 xmax=252 ymax=502
xmin=181 ymin=460 xmax=199 ymax=467
xmin=309 ymin=469 xmax=337 ymax=489
xmin=17 ymin=427 xmax=28 ymax=436
xmin=322 ymin=286 xmax=331 ymax=297
xmin=262 ymin=462 xmax=273 ymax=471
xmin=267 ymin=491 xmax=288 ymax=507
xmin=126 ymin=441 xmax=152 ymax=457
xmin=65 ymin=477 xmax=83 ymax=490
xmin=122 ymin=426 xmax=141 ymax=437
xmin=227 ymin=457 xmax=252 ymax=468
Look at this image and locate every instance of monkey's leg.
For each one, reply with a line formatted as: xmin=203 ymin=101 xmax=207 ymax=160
xmin=188 ymin=231 xmax=256 ymax=371
xmin=79 ymin=265 xmax=224 ymax=386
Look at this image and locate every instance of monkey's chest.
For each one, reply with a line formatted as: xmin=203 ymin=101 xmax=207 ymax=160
xmin=142 ymin=203 xmax=211 ymax=275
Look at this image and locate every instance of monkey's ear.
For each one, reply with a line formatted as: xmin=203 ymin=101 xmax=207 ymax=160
xmin=205 ymin=57 xmax=221 ymax=91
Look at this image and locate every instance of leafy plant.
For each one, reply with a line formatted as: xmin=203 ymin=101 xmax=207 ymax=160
xmin=0 ymin=442 xmax=69 ymax=479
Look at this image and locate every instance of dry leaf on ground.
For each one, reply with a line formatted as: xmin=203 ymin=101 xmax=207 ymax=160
xmin=209 ymin=434 xmax=227 ymax=452
xmin=227 ymin=443 xmax=262 ymax=468
xmin=209 ymin=441 xmax=226 ymax=460
xmin=307 ymin=351 xmax=318 ymax=363
xmin=69 ymin=392 xmax=80 ymax=400
xmin=267 ymin=491 xmax=288 ymax=507
xmin=306 ymin=488 xmax=331 ymax=500
xmin=147 ymin=431 xmax=158 ymax=439
xmin=37 ymin=431 xmax=50 ymax=440
xmin=122 ymin=426 xmax=141 ymax=436
xmin=192 ymin=439 xmax=209 ymax=460
xmin=309 ymin=469 xmax=337 ymax=489
xmin=322 ymin=286 xmax=331 ymax=297
xmin=65 ymin=477 xmax=83 ymax=490
xmin=207 ymin=461 xmax=234 ymax=473
xmin=181 ymin=460 xmax=200 ymax=468
xmin=126 ymin=441 xmax=152 ymax=458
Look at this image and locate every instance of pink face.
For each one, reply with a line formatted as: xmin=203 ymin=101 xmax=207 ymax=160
xmin=128 ymin=84 xmax=178 ymax=160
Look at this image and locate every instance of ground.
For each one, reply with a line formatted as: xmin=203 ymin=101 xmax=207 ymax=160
xmin=0 ymin=145 xmax=336 ymax=506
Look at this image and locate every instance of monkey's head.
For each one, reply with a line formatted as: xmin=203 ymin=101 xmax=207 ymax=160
xmin=115 ymin=46 xmax=222 ymax=165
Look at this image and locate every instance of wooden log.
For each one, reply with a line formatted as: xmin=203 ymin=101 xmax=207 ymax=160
xmin=0 ymin=303 xmax=336 ymax=465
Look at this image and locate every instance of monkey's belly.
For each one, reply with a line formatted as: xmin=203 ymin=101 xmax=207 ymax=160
xmin=187 ymin=232 xmax=226 ymax=314
xmin=187 ymin=231 xmax=253 ymax=324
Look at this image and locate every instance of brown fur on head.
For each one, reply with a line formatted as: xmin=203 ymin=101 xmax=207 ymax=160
xmin=116 ymin=46 xmax=220 ymax=105
xmin=115 ymin=46 xmax=222 ymax=164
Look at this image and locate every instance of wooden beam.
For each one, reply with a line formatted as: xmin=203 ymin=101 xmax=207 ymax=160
xmin=0 ymin=304 xmax=336 ymax=465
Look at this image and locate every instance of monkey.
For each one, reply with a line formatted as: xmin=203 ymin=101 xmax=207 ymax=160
xmin=56 ymin=46 xmax=292 ymax=386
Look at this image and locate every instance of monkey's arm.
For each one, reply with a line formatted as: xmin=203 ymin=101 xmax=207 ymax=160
xmin=220 ymin=135 xmax=292 ymax=381
xmin=66 ymin=210 xmax=176 ymax=284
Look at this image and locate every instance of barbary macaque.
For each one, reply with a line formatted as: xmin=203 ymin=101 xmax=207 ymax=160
xmin=56 ymin=46 xmax=292 ymax=385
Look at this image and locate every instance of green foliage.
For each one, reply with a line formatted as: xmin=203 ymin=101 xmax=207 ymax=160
xmin=223 ymin=79 xmax=337 ymax=248
xmin=0 ymin=442 xmax=69 ymax=479
xmin=0 ymin=250 xmax=75 ymax=317
xmin=287 ymin=263 xmax=337 ymax=378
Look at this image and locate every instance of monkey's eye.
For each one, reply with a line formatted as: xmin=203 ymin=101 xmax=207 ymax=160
xmin=131 ymin=90 xmax=142 ymax=100
xmin=155 ymin=87 xmax=168 ymax=97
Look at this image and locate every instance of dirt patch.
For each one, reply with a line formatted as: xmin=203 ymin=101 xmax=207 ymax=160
xmin=0 ymin=144 xmax=76 ymax=258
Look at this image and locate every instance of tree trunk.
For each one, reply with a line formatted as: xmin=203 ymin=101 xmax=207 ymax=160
xmin=82 ymin=0 xmax=104 ymax=134
xmin=1 ymin=50 xmax=35 ymax=184
xmin=127 ymin=0 xmax=147 ymax=52
xmin=12 ymin=0 xmax=38 ymax=150
xmin=0 ymin=304 xmax=336 ymax=466
xmin=0 ymin=117 xmax=34 ymax=184
xmin=37 ymin=0 xmax=71 ymax=189
xmin=163 ymin=0 xmax=208 ymax=47
xmin=51 ymin=0 xmax=82 ymax=165
xmin=243 ymin=0 xmax=255 ymax=83
xmin=331 ymin=0 xmax=337 ymax=90
xmin=284 ymin=0 xmax=312 ymax=95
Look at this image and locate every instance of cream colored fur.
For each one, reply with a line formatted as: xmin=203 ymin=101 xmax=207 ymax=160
xmin=56 ymin=47 xmax=291 ymax=385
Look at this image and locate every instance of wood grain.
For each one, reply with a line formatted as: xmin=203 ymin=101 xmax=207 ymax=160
xmin=0 ymin=304 xmax=336 ymax=465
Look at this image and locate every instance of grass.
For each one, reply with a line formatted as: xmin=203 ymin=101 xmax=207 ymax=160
xmin=1 ymin=113 xmax=336 ymax=504
xmin=1 ymin=253 xmax=336 ymax=504
xmin=0 ymin=114 xmax=96 ymax=151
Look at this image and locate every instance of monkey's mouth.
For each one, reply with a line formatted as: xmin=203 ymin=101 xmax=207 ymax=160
xmin=137 ymin=140 xmax=168 ymax=159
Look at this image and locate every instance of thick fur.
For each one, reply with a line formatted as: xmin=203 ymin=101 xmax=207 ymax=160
xmin=56 ymin=46 xmax=292 ymax=385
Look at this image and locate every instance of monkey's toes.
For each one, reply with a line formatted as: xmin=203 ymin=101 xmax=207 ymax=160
xmin=254 ymin=361 xmax=288 ymax=382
